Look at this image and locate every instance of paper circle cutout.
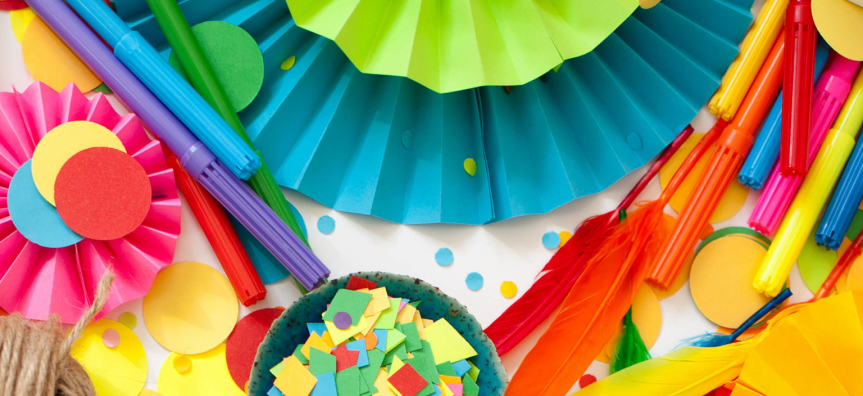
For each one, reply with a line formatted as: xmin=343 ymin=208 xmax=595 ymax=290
xmin=31 ymin=121 xmax=126 ymax=205
xmin=500 ymin=281 xmax=518 ymax=299
xmin=143 ymin=262 xmax=239 ymax=355
xmin=696 ymin=226 xmax=770 ymax=255
xmin=55 ymin=147 xmax=151 ymax=240
xmin=542 ymin=231 xmax=561 ymax=249
xmin=690 ymin=236 xmax=772 ymax=328
xmin=598 ymin=284 xmax=661 ymax=363
xmin=21 ymin=18 xmax=102 ymax=92
xmin=225 ymin=308 xmax=283 ymax=390
xmin=118 ymin=312 xmax=137 ymax=330
xmin=334 ymin=311 xmax=352 ymax=329
xmin=558 ymin=231 xmax=573 ymax=247
xmin=7 ymin=160 xmax=83 ymax=248
xmin=10 ymin=8 xmax=36 ymax=43
xmin=435 ymin=248 xmax=454 ymax=266
xmin=0 ymin=0 xmax=28 ymax=10
xmin=365 ymin=332 xmax=378 ymax=350
xmin=167 ymin=21 xmax=264 ymax=112
xmin=158 ymin=344 xmax=245 ymax=396
xmin=70 ymin=319 xmax=147 ymax=396
xmin=465 ymin=272 xmax=484 ymax=291
xmin=464 ymin=158 xmax=477 ymax=176
xmin=659 ymin=133 xmax=749 ymax=223
xmin=813 ymin=0 xmax=863 ymax=61
xmin=173 ymin=355 xmax=192 ymax=375
xmin=798 ymin=231 xmax=838 ymax=293
xmin=102 ymin=328 xmax=121 ymax=348
xmin=317 ymin=215 xmax=335 ymax=234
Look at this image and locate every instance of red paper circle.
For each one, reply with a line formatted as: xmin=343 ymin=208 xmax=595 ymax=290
xmin=55 ymin=147 xmax=151 ymax=240
xmin=0 ymin=0 xmax=28 ymax=11
xmin=226 ymin=308 xmax=284 ymax=389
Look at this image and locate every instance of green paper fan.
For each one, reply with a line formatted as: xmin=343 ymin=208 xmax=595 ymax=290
xmin=287 ymin=0 xmax=639 ymax=93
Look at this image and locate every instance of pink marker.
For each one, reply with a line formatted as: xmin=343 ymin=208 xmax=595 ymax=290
xmin=749 ymin=54 xmax=861 ymax=235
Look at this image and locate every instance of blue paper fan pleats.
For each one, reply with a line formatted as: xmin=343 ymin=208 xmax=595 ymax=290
xmin=115 ymin=0 xmax=754 ymax=224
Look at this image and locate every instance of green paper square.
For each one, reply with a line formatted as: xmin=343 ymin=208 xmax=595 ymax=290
xmin=463 ymin=373 xmax=480 ymax=396
xmin=467 ymin=361 xmax=480 ymax=382
xmin=336 ymin=366 xmax=361 ymax=396
xmin=293 ymin=344 xmax=309 ymax=364
xmin=374 ymin=298 xmax=401 ymax=329
xmin=385 ymin=329 xmax=406 ymax=353
xmin=382 ymin=342 xmax=407 ymax=366
xmin=269 ymin=360 xmax=284 ymax=377
xmin=401 ymin=323 xmax=422 ymax=352
xmin=414 ymin=340 xmax=440 ymax=384
xmin=310 ymin=348 xmax=337 ymax=376
xmin=359 ymin=349 xmax=385 ymax=393
xmin=324 ymin=289 xmax=373 ymax=326
xmin=436 ymin=361 xmax=456 ymax=377
xmin=407 ymin=355 xmax=438 ymax=386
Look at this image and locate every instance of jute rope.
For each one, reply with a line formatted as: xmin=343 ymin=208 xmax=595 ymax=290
xmin=0 ymin=272 xmax=114 ymax=396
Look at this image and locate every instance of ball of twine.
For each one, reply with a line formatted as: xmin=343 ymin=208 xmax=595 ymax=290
xmin=0 ymin=272 xmax=114 ymax=396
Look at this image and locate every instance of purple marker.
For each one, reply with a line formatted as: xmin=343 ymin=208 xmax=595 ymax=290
xmin=24 ymin=0 xmax=329 ymax=290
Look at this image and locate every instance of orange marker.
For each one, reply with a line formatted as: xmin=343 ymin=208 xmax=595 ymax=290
xmin=649 ymin=30 xmax=787 ymax=288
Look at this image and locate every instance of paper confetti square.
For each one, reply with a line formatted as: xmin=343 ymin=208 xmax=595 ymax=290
xmin=364 ymin=288 xmax=391 ymax=316
xmin=332 ymin=344 xmax=359 ymax=372
xmin=388 ymin=363 xmax=430 ymax=396
xmin=323 ymin=290 xmax=372 ymax=326
xmin=424 ymin=320 xmax=477 ymax=365
xmin=346 ymin=340 xmax=370 ymax=367
xmin=310 ymin=348 xmax=337 ymax=376
xmin=373 ymin=329 xmax=387 ymax=351
xmin=326 ymin=316 xmax=369 ymax=346
xmin=375 ymin=299 xmax=401 ymax=330
xmin=308 ymin=323 xmax=327 ymax=337
xmin=385 ymin=329 xmax=406 ymax=353
xmin=346 ymin=276 xmax=377 ymax=291
xmin=436 ymin=362 xmax=456 ymax=377
xmin=303 ymin=333 xmax=333 ymax=360
xmin=311 ymin=372 xmax=337 ymax=396
xmin=451 ymin=360 xmax=470 ymax=378
xmin=336 ymin=366 xmax=361 ymax=396
xmin=274 ymin=355 xmax=317 ymax=396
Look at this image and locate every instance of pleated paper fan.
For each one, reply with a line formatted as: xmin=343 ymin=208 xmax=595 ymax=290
xmin=0 ymin=82 xmax=181 ymax=324
xmin=114 ymin=0 xmax=753 ymax=225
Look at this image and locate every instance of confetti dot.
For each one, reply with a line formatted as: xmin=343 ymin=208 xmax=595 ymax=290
xmin=465 ymin=272 xmax=484 ymax=291
xmin=118 ymin=312 xmax=137 ymax=330
xmin=281 ymin=56 xmax=296 ymax=71
xmin=579 ymin=374 xmax=597 ymax=388
xmin=500 ymin=281 xmax=518 ymax=298
xmin=334 ymin=311 xmax=352 ymax=330
xmin=173 ymin=355 xmax=192 ymax=375
xmin=435 ymin=248 xmax=454 ymax=266
xmin=402 ymin=130 xmax=413 ymax=149
xmin=464 ymin=158 xmax=477 ymax=176
xmin=101 ymin=329 xmax=120 ymax=348
xmin=317 ymin=215 xmax=336 ymax=234
xmin=542 ymin=231 xmax=561 ymax=249
xmin=365 ymin=333 xmax=378 ymax=350
xmin=558 ymin=231 xmax=572 ymax=247
xmin=7 ymin=161 xmax=83 ymax=248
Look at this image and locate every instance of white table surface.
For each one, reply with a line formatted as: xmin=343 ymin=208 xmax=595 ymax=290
xmin=3 ymin=1 xmax=812 ymax=393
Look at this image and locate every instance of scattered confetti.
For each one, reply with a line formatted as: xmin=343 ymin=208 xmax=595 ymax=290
xmin=558 ymin=231 xmax=572 ymax=246
xmin=280 ymin=56 xmax=296 ymax=71
xmin=465 ymin=273 xmax=484 ymax=291
xmin=435 ymin=248 xmax=454 ymax=266
xmin=542 ymin=231 xmax=561 ymax=249
xmin=463 ymin=158 xmax=477 ymax=176
xmin=118 ymin=312 xmax=137 ymax=330
xmin=317 ymin=215 xmax=336 ymax=234
xmin=500 ymin=281 xmax=518 ymax=299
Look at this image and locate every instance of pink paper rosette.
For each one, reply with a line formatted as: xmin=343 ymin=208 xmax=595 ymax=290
xmin=0 ymin=82 xmax=180 ymax=323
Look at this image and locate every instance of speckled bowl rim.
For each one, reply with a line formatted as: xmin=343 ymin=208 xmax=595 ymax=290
xmin=248 ymin=271 xmax=507 ymax=395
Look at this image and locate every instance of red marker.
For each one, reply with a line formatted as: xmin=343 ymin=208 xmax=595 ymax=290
xmin=781 ymin=0 xmax=818 ymax=176
xmin=161 ymin=144 xmax=266 ymax=306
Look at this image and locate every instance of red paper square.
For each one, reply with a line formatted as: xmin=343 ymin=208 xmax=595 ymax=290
xmin=346 ymin=276 xmax=378 ymax=291
xmin=331 ymin=344 xmax=359 ymax=372
xmin=388 ymin=363 xmax=429 ymax=396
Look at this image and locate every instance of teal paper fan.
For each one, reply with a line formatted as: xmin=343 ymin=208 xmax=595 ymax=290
xmin=114 ymin=0 xmax=754 ymax=224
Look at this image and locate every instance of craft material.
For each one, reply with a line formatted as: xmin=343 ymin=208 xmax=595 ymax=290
xmin=0 ymin=273 xmax=112 ymax=396
xmin=0 ymin=82 xmax=181 ymax=324
xmin=817 ymin=74 xmax=863 ymax=248
xmin=465 ymin=273 xmax=484 ymax=291
xmin=749 ymin=55 xmax=860 ymax=235
xmin=601 ymin=285 xmax=662 ymax=365
xmin=738 ymin=45 xmax=830 ymax=188
xmin=484 ymin=126 xmax=692 ymax=356
xmin=709 ymin=0 xmax=788 ymax=120
xmin=25 ymin=0 xmax=330 ymax=290
xmin=686 ymin=288 xmax=792 ymax=348
xmin=434 ymin=248 xmax=454 ymax=266
xmin=781 ymin=0 xmax=818 ymax=175
xmin=71 ymin=318 xmax=148 ymax=396
xmin=651 ymin=31 xmax=786 ymax=289
xmin=226 ymin=308 xmax=284 ymax=390
xmin=754 ymin=69 xmax=863 ymax=296
xmin=541 ymin=232 xmax=561 ymax=249
xmin=812 ymin=0 xmax=863 ymax=61
xmin=797 ymin=231 xmax=839 ymax=292
xmin=21 ymin=18 xmax=102 ymax=92
xmin=499 ymin=282 xmax=517 ymax=299
xmin=162 ymin=146 xmax=266 ymax=305
xmin=317 ymin=216 xmax=335 ymax=235
xmin=143 ymin=1 xmax=308 ymax=246
xmin=813 ymin=228 xmax=863 ymax=300
xmin=142 ymin=262 xmax=239 ymax=355
xmin=157 ymin=344 xmax=245 ymax=396
xmin=609 ymin=309 xmax=651 ymax=374
xmin=0 ymin=0 xmax=27 ymax=10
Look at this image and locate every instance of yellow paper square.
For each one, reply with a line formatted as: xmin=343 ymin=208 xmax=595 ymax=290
xmin=422 ymin=319 xmax=434 ymax=327
xmin=388 ymin=356 xmax=405 ymax=375
xmin=365 ymin=287 xmax=390 ymax=316
xmin=321 ymin=331 xmax=335 ymax=348
xmin=396 ymin=304 xmax=416 ymax=325
xmin=439 ymin=383 xmax=454 ymax=396
xmin=274 ymin=356 xmax=317 ymax=396
xmin=412 ymin=311 xmax=426 ymax=340
xmin=424 ymin=319 xmax=477 ymax=365
xmin=325 ymin=316 xmax=369 ymax=345
xmin=361 ymin=312 xmax=383 ymax=336
xmin=373 ymin=369 xmax=396 ymax=396
xmin=301 ymin=333 xmax=332 ymax=359
xmin=439 ymin=375 xmax=461 ymax=385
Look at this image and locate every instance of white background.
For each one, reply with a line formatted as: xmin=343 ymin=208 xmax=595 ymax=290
xmin=3 ymin=0 xmax=810 ymax=394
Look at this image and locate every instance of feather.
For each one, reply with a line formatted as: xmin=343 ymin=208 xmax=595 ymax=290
xmin=485 ymin=126 xmax=694 ymax=356
xmin=683 ymin=288 xmax=792 ymax=348
xmin=610 ymin=308 xmax=651 ymax=374
xmin=572 ymin=340 xmax=759 ymax=396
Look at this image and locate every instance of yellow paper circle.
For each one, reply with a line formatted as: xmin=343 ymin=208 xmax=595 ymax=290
xmin=464 ymin=158 xmax=477 ymax=176
xmin=70 ymin=319 xmax=147 ymax=396
xmin=21 ymin=18 xmax=102 ymax=92
xmin=690 ymin=236 xmax=772 ymax=328
xmin=598 ymin=285 xmax=662 ymax=363
xmin=659 ymin=133 xmax=749 ymax=223
xmin=31 ymin=121 xmax=125 ymax=205
xmin=118 ymin=312 xmax=137 ymax=330
xmin=143 ymin=262 xmax=239 ymax=355
xmin=813 ymin=0 xmax=863 ymax=61
xmin=10 ymin=8 xmax=36 ymax=43
xmin=500 ymin=281 xmax=518 ymax=299
xmin=157 ymin=344 xmax=245 ymax=396
xmin=558 ymin=231 xmax=573 ymax=247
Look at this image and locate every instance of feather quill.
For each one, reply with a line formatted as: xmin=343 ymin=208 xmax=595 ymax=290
xmin=485 ymin=126 xmax=693 ymax=356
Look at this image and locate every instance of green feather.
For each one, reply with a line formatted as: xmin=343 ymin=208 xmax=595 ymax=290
xmin=610 ymin=307 xmax=651 ymax=374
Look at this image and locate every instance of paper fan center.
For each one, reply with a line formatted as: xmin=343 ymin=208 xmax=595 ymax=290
xmin=7 ymin=160 xmax=83 ymax=248
xmin=54 ymin=147 xmax=151 ymax=240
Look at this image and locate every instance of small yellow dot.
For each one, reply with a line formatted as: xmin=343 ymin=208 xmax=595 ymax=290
xmin=558 ymin=231 xmax=572 ymax=247
xmin=500 ymin=281 xmax=518 ymax=299
xmin=118 ymin=312 xmax=137 ymax=330
xmin=464 ymin=158 xmax=477 ymax=176
xmin=173 ymin=355 xmax=192 ymax=374
xmin=280 ymin=56 xmax=296 ymax=71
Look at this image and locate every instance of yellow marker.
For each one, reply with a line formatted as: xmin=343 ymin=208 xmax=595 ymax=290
xmin=754 ymin=72 xmax=863 ymax=296
xmin=709 ymin=0 xmax=788 ymax=120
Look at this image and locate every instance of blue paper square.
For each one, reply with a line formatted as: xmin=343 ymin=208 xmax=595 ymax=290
xmin=267 ymin=385 xmax=285 ymax=396
xmin=373 ymin=329 xmax=387 ymax=352
xmin=308 ymin=322 xmax=327 ymax=337
xmin=311 ymin=371 xmax=338 ymax=396
xmin=452 ymin=360 xmax=471 ymax=378
xmin=346 ymin=340 xmax=369 ymax=367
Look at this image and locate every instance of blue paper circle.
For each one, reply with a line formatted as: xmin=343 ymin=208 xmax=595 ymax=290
xmin=231 ymin=202 xmax=307 ymax=285
xmin=317 ymin=215 xmax=335 ymax=234
xmin=435 ymin=248 xmax=453 ymax=266
xmin=8 ymin=161 xmax=83 ymax=248
xmin=465 ymin=272 xmax=484 ymax=291
xmin=542 ymin=231 xmax=561 ymax=249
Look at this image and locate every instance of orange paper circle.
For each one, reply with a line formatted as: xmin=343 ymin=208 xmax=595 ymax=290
xmin=659 ymin=133 xmax=749 ymax=223
xmin=846 ymin=256 xmax=863 ymax=291
xmin=690 ymin=236 xmax=772 ymax=328
xmin=598 ymin=285 xmax=661 ymax=363
xmin=22 ymin=18 xmax=101 ymax=92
